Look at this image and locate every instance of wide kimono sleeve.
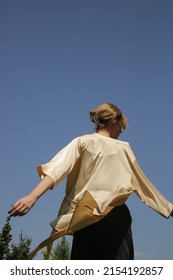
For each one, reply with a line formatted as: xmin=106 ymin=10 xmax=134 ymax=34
xmin=124 ymin=144 xmax=173 ymax=218
xmin=37 ymin=137 xmax=82 ymax=188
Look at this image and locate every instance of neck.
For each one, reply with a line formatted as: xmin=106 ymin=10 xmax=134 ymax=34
xmin=97 ymin=129 xmax=110 ymax=137
xmin=96 ymin=126 xmax=119 ymax=139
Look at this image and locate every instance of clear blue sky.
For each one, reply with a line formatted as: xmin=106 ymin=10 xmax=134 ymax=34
xmin=1 ymin=0 xmax=173 ymax=259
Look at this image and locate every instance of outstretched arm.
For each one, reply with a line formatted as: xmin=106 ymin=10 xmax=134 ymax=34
xmin=8 ymin=175 xmax=54 ymax=217
xmin=133 ymin=160 xmax=173 ymax=218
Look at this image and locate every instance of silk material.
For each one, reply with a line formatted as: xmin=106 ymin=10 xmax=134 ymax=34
xmin=29 ymin=133 xmax=173 ymax=259
xmin=30 ymin=133 xmax=173 ymax=259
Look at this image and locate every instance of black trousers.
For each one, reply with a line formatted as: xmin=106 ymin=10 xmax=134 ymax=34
xmin=71 ymin=204 xmax=134 ymax=260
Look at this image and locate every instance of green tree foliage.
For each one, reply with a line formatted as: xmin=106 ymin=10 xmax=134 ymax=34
xmin=0 ymin=216 xmax=12 ymax=259
xmin=52 ymin=236 xmax=71 ymax=260
xmin=42 ymin=236 xmax=71 ymax=260
xmin=8 ymin=231 xmax=32 ymax=260
xmin=0 ymin=216 xmax=32 ymax=260
xmin=1 ymin=217 xmax=71 ymax=260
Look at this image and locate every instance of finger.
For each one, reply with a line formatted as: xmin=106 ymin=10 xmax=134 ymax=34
xmin=18 ymin=211 xmax=27 ymax=216
xmin=13 ymin=204 xmax=31 ymax=217
xmin=9 ymin=204 xmax=24 ymax=216
xmin=18 ymin=205 xmax=29 ymax=214
xmin=8 ymin=201 xmax=22 ymax=213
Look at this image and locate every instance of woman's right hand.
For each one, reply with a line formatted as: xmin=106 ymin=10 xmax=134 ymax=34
xmin=8 ymin=194 xmax=37 ymax=217
xmin=8 ymin=175 xmax=54 ymax=217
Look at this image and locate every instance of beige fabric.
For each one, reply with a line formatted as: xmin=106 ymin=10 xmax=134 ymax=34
xmin=30 ymin=133 xmax=173 ymax=259
xmin=28 ymin=191 xmax=115 ymax=259
xmin=38 ymin=133 xmax=173 ymax=221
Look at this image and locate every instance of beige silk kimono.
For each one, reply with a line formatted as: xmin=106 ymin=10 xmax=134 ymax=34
xmin=29 ymin=133 xmax=173 ymax=259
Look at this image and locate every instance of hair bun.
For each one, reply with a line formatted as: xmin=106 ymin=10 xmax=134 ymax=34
xmin=90 ymin=114 xmax=100 ymax=125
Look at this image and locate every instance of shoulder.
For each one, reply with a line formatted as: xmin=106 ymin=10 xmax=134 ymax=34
xmin=71 ymin=134 xmax=136 ymax=160
xmin=66 ymin=134 xmax=94 ymax=150
xmin=76 ymin=134 xmax=132 ymax=150
xmin=76 ymin=133 xmax=131 ymax=145
xmin=71 ymin=134 xmax=134 ymax=150
xmin=117 ymin=140 xmax=136 ymax=161
xmin=114 ymin=138 xmax=131 ymax=147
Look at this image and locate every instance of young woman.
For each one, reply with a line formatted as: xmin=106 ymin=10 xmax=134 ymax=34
xmin=9 ymin=103 xmax=173 ymax=260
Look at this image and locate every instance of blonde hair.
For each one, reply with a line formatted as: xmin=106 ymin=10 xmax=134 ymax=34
xmin=90 ymin=103 xmax=128 ymax=132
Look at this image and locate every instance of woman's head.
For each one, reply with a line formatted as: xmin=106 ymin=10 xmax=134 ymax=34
xmin=90 ymin=103 xmax=128 ymax=134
